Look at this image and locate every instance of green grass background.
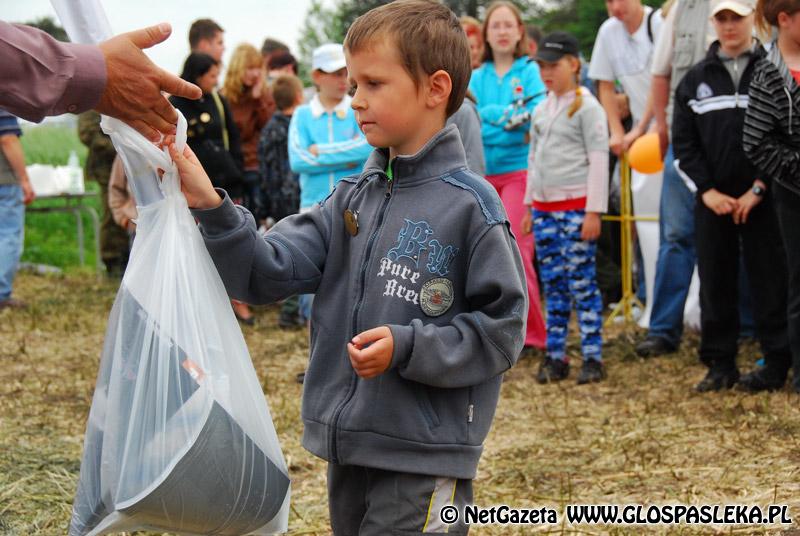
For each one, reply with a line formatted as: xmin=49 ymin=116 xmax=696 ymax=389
xmin=20 ymin=124 xmax=102 ymax=272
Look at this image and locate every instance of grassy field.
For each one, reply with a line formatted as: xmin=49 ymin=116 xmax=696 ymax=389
xmin=1 ymin=272 xmax=799 ymax=535
xmin=6 ymin=124 xmax=800 ymax=535
xmin=20 ymin=124 xmax=101 ymax=272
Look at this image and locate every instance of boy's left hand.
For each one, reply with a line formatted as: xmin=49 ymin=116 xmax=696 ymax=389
xmin=581 ymin=212 xmax=601 ymax=241
xmin=347 ymin=326 xmax=394 ymax=379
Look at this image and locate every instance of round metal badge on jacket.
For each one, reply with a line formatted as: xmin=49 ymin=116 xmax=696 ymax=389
xmin=420 ymin=278 xmax=454 ymax=317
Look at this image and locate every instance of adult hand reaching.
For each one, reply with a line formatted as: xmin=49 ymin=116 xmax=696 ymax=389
xmin=96 ymin=23 xmax=202 ymax=141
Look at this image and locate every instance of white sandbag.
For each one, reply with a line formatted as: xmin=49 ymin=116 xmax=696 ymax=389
xmin=69 ymin=115 xmax=290 ymax=536
xmin=53 ymin=5 xmax=291 ymax=532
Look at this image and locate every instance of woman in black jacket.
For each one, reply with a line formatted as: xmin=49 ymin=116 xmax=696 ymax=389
xmin=170 ymin=53 xmax=244 ymax=199
xmin=674 ymin=2 xmax=791 ymax=393
xmin=743 ymin=0 xmax=800 ymax=394
xmin=170 ymin=53 xmax=254 ymax=324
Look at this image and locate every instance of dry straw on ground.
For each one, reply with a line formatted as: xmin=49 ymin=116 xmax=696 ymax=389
xmin=1 ymin=272 xmax=799 ymax=535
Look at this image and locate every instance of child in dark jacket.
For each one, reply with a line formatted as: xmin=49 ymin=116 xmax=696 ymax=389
xmin=259 ymin=74 xmax=303 ymax=227
xmin=258 ymin=74 xmax=305 ymax=329
xmin=168 ymin=2 xmax=527 ymax=533
xmin=673 ymin=0 xmax=791 ymax=393
xmin=743 ymin=0 xmax=800 ymax=393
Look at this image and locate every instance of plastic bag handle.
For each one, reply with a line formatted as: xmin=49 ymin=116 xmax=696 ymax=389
xmin=100 ymin=111 xmax=188 ymax=203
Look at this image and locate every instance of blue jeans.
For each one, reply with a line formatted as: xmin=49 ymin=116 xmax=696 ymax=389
xmin=648 ymin=146 xmax=696 ymax=346
xmin=0 ymin=184 xmax=24 ymax=301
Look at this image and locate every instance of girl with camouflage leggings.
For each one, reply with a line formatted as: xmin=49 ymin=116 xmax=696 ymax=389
xmin=522 ymin=32 xmax=609 ymax=385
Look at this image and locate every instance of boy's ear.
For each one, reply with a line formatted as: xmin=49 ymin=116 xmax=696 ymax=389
xmin=425 ymin=70 xmax=452 ymax=111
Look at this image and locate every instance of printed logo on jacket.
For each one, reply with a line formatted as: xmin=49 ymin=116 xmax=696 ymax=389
xmin=376 ymin=219 xmax=459 ymax=316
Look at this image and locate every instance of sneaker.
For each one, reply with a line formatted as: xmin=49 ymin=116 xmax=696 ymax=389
xmin=278 ymin=313 xmax=305 ymax=329
xmin=694 ymin=367 xmax=740 ymax=393
xmin=0 ymin=298 xmax=27 ymax=310
xmin=536 ymin=357 xmax=569 ymax=384
xmin=635 ymin=336 xmax=677 ymax=358
xmin=737 ymin=367 xmax=787 ymax=393
xmin=519 ymin=345 xmax=544 ymax=360
xmin=577 ymin=359 xmax=605 ymax=384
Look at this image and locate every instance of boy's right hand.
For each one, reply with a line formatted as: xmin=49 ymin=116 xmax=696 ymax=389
xmin=167 ymin=143 xmax=222 ymax=209
xmin=701 ymin=188 xmax=738 ymax=216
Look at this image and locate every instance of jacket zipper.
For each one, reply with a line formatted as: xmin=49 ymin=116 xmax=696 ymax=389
xmin=328 ymin=167 xmax=395 ymax=463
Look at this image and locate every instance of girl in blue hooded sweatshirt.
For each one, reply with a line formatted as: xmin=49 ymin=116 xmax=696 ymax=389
xmin=469 ymin=0 xmax=547 ymax=351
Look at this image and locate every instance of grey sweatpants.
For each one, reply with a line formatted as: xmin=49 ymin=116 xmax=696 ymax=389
xmin=328 ymin=463 xmax=473 ymax=535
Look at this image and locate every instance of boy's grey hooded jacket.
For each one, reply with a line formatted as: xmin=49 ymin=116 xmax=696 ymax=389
xmin=191 ymin=125 xmax=527 ymax=479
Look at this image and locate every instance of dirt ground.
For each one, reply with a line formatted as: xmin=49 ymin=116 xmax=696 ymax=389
xmin=1 ymin=272 xmax=799 ymax=535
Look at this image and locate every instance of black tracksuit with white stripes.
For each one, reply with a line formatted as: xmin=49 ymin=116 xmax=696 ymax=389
xmin=673 ymin=41 xmax=791 ymax=375
xmin=744 ymin=42 xmax=800 ymax=388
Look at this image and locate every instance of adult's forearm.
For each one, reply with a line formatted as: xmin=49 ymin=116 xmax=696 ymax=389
xmin=651 ymin=74 xmax=670 ymax=128
xmin=597 ymin=81 xmax=624 ymax=137
xmin=0 ymin=134 xmax=29 ymax=182
xmin=0 ymin=21 xmax=106 ymax=122
xmin=636 ymin=91 xmax=655 ymax=131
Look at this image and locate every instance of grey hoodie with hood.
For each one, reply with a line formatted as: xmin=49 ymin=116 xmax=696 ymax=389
xmin=191 ymin=124 xmax=528 ymax=479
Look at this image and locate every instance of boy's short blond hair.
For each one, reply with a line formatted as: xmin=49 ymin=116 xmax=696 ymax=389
xmin=271 ymin=74 xmax=304 ymax=111
xmin=344 ymin=0 xmax=470 ymax=117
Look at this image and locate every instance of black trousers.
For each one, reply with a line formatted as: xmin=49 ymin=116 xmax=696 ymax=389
xmin=774 ymin=182 xmax=800 ymax=388
xmin=695 ymin=194 xmax=791 ymax=373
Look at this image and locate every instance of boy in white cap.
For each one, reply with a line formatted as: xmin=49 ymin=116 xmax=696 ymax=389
xmin=288 ymin=43 xmax=372 ymax=324
xmin=672 ymin=0 xmax=792 ymax=392
xmin=288 ymin=43 xmax=372 ymax=213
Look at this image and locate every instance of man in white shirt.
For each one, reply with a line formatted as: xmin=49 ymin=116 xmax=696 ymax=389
xmin=590 ymin=0 xmax=662 ymax=154
xmin=589 ymin=0 xmax=663 ymax=328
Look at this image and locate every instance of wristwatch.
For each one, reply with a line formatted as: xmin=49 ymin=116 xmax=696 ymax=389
xmin=752 ymin=184 xmax=765 ymax=197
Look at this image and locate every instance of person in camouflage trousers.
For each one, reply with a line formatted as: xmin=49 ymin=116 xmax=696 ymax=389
xmin=533 ymin=210 xmax=604 ymax=366
xmin=78 ymin=111 xmax=130 ymax=276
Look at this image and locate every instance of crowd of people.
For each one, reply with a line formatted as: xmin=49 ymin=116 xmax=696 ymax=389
xmin=2 ymin=0 xmax=800 ymax=532
xmin=2 ymin=0 xmax=800 ymax=394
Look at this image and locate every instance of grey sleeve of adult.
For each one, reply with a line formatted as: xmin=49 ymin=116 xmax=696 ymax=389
xmin=447 ymin=101 xmax=486 ymax=176
xmin=387 ymin=223 xmax=527 ymax=389
xmin=0 ymin=21 xmax=106 ymax=122
xmin=190 ymin=189 xmax=331 ymax=304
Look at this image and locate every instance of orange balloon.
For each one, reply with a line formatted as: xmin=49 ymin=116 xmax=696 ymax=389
xmin=628 ymin=133 xmax=664 ymax=174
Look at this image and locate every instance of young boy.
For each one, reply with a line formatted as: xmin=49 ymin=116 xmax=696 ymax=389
xmin=288 ymin=43 xmax=372 ymax=212
xmin=259 ymin=74 xmax=304 ymax=228
xmin=672 ymin=0 xmax=791 ymax=392
xmin=169 ymin=1 xmax=528 ymax=533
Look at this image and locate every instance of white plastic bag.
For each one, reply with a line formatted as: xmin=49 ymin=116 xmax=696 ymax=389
xmin=68 ymin=115 xmax=290 ymax=535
